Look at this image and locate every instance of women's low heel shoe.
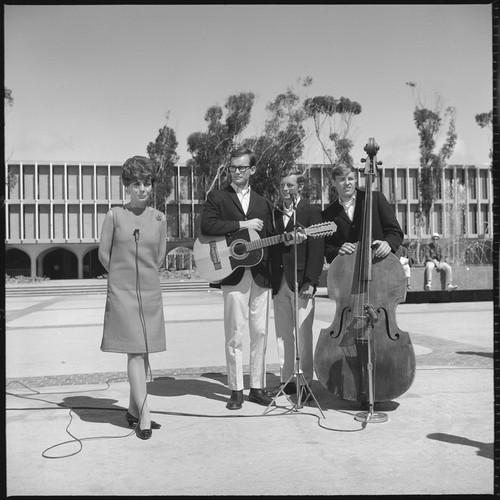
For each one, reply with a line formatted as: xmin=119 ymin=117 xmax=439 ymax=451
xmin=135 ymin=426 xmax=152 ymax=440
xmin=125 ymin=411 xmax=161 ymax=429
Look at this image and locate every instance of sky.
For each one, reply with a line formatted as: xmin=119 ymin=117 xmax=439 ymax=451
xmin=4 ymin=4 xmax=494 ymax=167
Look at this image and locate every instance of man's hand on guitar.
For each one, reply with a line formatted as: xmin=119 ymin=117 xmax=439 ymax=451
xmin=284 ymin=227 xmax=307 ymax=246
xmin=240 ymin=218 xmax=264 ymax=232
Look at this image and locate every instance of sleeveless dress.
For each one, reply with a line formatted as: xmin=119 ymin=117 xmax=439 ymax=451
xmin=101 ymin=205 xmax=166 ymax=353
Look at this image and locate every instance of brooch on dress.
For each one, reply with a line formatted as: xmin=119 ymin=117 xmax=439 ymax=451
xmin=156 ymin=214 xmax=162 ymax=221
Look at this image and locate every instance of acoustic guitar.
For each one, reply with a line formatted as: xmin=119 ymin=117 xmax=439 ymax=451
xmin=193 ymin=222 xmax=336 ymax=283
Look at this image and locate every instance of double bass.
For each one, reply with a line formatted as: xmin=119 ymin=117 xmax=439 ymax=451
xmin=314 ymin=139 xmax=415 ymax=420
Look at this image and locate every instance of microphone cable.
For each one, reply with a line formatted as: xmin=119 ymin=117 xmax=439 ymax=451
xmin=134 ymin=228 xmax=152 ymax=381
xmin=5 ymin=379 xmax=139 ymax=459
xmin=133 ymin=227 xmax=152 ymax=432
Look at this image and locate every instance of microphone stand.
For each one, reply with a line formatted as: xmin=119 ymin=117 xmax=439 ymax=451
xmin=353 ymin=305 xmax=387 ymax=424
xmin=264 ymin=195 xmax=325 ymax=419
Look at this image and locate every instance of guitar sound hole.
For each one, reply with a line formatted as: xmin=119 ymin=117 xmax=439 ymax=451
xmin=233 ymin=243 xmax=246 ymax=256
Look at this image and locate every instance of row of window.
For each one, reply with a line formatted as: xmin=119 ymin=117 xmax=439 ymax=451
xmin=4 ymin=199 xmax=492 ymax=242
xmin=6 ymin=163 xmax=491 ymax=203
xmin=5 ymin=202 xmax=205 ymax=241
xmin=5 ymin=162 xmax=493 ymax=240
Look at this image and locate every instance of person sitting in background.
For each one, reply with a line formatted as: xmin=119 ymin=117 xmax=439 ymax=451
xmin=396 ymin=244 xmax=412 ymax=291
xmin=423 ymin=233 xmax=458 ymax=291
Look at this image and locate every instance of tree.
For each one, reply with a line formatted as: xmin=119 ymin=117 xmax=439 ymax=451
xmin=304 ymin=95 xmax=362 ymax=168
xmin=5 ymin=86 xmax=17 ymax=190
xmin=443 ymin=179 xmax=466 ymax=265
xmin=146 ymin=112 xmax=179 ymax=213
xmin=187 ymin=92 xmax=255 ymax=197
xmin=303 ymin=93 xmax=362 ymax=202
xmin=475 ymin=110 xmax=492 ymax=163
xmin=245 ymin=77 xmax=312 ymax=202
xmin=406 ymin=82 xmax=457 ymax=230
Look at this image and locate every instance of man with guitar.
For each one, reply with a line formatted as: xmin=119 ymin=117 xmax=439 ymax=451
xmin=199 ymin=147 xmax=277 ymax=410
xmin=269 ymin=169 xmax=324 ymax=400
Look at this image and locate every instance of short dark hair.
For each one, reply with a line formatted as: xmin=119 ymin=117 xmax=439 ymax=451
xmin=230 ymin=147 xmax=256 ymax=167
xmin=331 ymin=163 xmax=355 ymax=180
xmin=122 ymin=156 xmax=157 ymax=187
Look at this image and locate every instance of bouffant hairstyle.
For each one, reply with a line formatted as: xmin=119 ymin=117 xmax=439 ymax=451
xmin=121 ymin=156 xmax=157 ymax=187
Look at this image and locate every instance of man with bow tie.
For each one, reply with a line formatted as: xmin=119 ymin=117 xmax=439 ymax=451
xmin=268 ymin=169 xmax=324 ymax=401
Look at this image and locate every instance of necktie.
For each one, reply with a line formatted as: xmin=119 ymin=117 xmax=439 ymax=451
xmin=238 ymin=188 xmax=250 ymax=213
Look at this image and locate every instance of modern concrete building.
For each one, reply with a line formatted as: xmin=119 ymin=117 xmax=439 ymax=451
xmin=4 ymin=161 xmax=493 ymax=279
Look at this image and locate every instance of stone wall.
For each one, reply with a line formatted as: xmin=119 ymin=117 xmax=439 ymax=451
xmin=319 ymin=265 xmax=493 ymax=291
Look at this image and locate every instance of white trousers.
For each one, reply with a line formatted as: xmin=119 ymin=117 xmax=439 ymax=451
xmin=221 ymin=269 xmax=270 ymax=391
xmin=399 ymin=257 xmax=411 ymax=278
xmin=425 ymin=261 xmax=453 ymax=284
xmin=272 ymin=276 xmax=315 ymax=384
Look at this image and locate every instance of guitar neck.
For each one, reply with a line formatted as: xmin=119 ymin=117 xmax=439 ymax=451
xmin=239 ymin=222 xmax=334 ymax=252
xmin=244 ymin=233 xmax=291 ymax=252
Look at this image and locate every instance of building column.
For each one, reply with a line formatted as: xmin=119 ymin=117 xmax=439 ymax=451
xmin=78 ymin=255 xmax=84 ymax=279
xmin=31 ymin=257 xmax=37 ymax=278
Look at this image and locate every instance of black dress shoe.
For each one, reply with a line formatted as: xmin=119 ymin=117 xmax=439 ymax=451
xmin=248 ymin=388 xmax=274 ymax=406
xmin=226 ymin=390 xmax=243 ymax=410
xmin=126 ymin=411 xmax=161 ymax=429
xmin=135 ymin=425 xmax=152 ymax=440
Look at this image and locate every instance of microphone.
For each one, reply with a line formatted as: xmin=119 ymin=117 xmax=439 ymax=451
xmin=133 ymin=229 xmax=140 ymax=242
xmin=273 ymin=201 xmax=306 ymax=230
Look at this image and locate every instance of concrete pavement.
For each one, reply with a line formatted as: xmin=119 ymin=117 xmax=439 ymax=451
xmin=5 ymin=287 xmax=495 ymax=496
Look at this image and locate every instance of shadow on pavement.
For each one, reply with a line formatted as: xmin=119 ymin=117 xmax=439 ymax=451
xmin=456 ymin=350 xmax=493 ymax=359
xmin=148 ymin=375 xmax=229 ymax=403
xmin=61 ymin=373 xmax=402 ymax=427
xmin=427 ymin=433 xmax=494 ymax=460
xmin=60 ymin=396 xmax=129 ymax=428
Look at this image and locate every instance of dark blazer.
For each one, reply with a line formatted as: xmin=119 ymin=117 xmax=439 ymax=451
xmin=322 ymin=188 xmax=403 ymax=263
xmin=271 ymin=198 xmax=324 ymax=296
xmin=200 ymin=184 xmax=275 ymax=287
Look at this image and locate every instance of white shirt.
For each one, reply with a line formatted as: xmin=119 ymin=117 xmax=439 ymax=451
xmin=339 ymin=193 xmax=356 ymax=221
xmin=231 ymin=182 xmax=251 ymax=214
xmin=282 ymin=196 xmax=301 ymax=227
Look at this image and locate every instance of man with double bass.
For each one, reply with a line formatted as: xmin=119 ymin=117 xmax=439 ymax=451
xmin=322 ymin=163 xmax=403 ymax=263
xmin=317 ymin=161 xmax=412 ymax=410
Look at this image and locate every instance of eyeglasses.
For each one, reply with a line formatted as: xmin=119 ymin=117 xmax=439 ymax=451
xmin=229 ymin=165 xmax=252 ymax=173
